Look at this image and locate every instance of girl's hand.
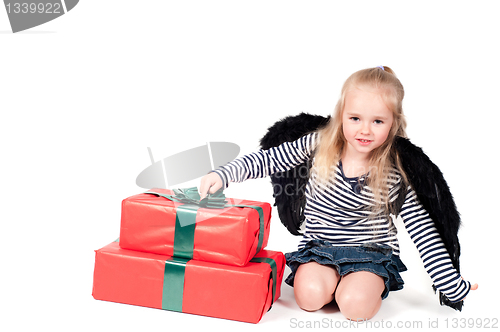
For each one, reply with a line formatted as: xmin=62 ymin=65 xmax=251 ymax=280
xmin=199 ymin=172 xmax=223 ymax=199
xmin=462 ymin=277 xmax=478 ymax=291
xmin=462 ymin=278 xmax=478 ymax=300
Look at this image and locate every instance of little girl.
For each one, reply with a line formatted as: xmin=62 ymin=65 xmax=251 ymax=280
xmin=199 ymin=66 xmax=477 ymax=321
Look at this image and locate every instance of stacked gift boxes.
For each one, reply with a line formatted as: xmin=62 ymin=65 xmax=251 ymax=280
xmin=92 ymin=188 xmax=285 ymax=323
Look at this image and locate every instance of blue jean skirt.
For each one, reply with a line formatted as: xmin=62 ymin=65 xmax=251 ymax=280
xmin=285 ymin=240 xmax=407 ymax=299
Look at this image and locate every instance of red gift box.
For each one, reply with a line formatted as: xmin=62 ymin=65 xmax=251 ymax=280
xmin=119 ymin=188 xmax=272 ymax=266
xmin=92 ymin=241 xmax=285 ymax=324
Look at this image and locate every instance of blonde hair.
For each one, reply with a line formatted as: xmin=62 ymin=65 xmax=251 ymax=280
xmin=313 ymin=66 xmax=408 ymax=214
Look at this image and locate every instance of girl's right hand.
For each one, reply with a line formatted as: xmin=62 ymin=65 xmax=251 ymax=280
xmin=199 ymin=172 xmax=223 ymax=200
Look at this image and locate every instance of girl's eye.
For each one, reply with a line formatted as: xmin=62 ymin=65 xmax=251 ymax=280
xmin=374 ymin=119 xmax=383 ymax=124
xmin=350 ymin=117 xmax=360 ymax=122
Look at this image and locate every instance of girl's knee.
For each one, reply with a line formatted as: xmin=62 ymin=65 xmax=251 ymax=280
xmin=335 ymin=290 xmax=382 ymax=321
xmin=294 ymin=278 xmax=334 ymax=311
xmin=293 ymin=262 xmax=339 ymax=311
xmin=334 ymin=271 xmax=385 ymax=320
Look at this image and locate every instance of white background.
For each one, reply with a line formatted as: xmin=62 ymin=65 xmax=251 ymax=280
xmin=1 ymin=1 xmax=498 ymax=331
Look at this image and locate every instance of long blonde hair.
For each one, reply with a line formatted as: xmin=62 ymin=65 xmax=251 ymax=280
xmin=313 ymin=66 xmax=407 ymax=213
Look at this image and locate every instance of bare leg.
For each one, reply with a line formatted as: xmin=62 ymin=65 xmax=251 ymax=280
xmin=293 ymin=261 xmax=341 ymax=311
xmin=335 ymin=271 xmax=385 ymax=321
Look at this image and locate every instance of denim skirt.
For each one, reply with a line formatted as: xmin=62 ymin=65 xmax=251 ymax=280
xmin=285 ymin=240 xmax=407 ymax=299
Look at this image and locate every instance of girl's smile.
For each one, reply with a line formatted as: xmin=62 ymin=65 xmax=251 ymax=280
xmin=356 ymin=138 xmax=373 ymax=146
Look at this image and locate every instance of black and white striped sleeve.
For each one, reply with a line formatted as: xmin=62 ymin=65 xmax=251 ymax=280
xmin=213 ymin=132 xmax=317 ymax=188
xmin=399 ymin=187 xmax=471 ymax=303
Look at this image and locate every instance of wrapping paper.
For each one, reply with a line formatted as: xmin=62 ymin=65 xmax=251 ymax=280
xmin=119 ymin=188 xmax=272 ymax=266
xmin=92 ymin=241 xmax=285 ymax=324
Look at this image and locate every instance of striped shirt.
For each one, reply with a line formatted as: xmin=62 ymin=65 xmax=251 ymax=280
xmin=214 ymin=132 xmax=470 ymax=303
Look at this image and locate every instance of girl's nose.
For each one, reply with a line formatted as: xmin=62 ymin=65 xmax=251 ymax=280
xmin=360 ymin=122 xmax=371 ymax=134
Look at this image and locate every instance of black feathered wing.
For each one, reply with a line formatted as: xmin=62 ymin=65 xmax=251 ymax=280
xmin=259 ymin=113 xmax=329 ymax=235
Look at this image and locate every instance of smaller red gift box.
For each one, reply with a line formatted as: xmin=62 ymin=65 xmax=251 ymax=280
xmin=92 ymin=241 xmax=285 ymax=324
xmin=119 ymin=188 xmax=272 ymax=266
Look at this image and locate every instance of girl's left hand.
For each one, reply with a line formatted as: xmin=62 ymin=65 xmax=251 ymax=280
xmin=463 ymin=277 xmax=478 ymax=292
xmin=463 ymin=278 xmax=478 ymax=300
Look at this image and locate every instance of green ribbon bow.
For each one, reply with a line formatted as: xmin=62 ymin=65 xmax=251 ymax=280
xmin=145 ymin=187 xmax=227 ymax=209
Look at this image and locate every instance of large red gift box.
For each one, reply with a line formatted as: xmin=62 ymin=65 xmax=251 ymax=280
xmin=119 ymin=188 xmax=272 ymax=266
xmin=92 ymin=241 xmax=285 ymax=324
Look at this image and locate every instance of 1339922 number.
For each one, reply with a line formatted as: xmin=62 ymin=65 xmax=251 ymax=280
xmin=445 ymin=318 xmax=498 ymax=329
xmin=6 ymin=2 xmax=62 ymax=14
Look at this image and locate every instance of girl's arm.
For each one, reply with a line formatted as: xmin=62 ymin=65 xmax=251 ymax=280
xmin=399 ymin=186 xmax=472 ymax=303
xmin=200 ymin=132 xmax=317 ymax=198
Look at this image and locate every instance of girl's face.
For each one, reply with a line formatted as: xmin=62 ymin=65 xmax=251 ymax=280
xmin=342 ymin=85 xmax=394 ymax=159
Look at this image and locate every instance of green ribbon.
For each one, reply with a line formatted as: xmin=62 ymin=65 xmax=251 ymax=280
xmin=145 ymin=187 xmax=227 ymax=210
xmin=172 ymin=205 xmax=197 ymax=259
xmin=144 ymin=187 xmax=266 ymax=259
xmin=161 ymin=256 xmax=278 ymax=313
xmin=250 ymin=257 xmax=278 ymax=309
xmin=162 ymin=257 xmax=189 ymax=312
xmin=230 ymin=204 xmax=265 ymax=257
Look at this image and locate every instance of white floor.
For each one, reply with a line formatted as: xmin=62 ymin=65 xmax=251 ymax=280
xmin=85 ymin=265 xmax=490 ymax=332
